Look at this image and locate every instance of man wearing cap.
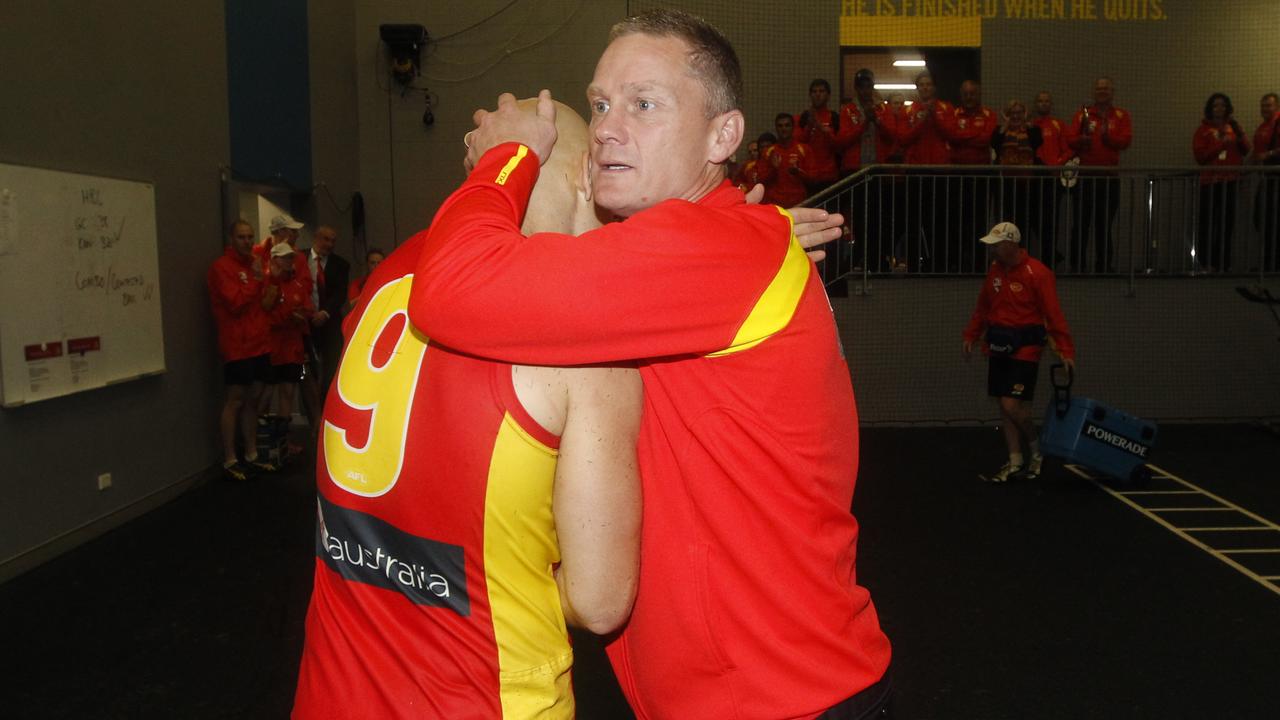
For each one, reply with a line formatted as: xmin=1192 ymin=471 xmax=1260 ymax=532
xmin=264 ymin=241 xmax=314 ymax=438
xmin=258 ymin=214 xmax=314 ymax=284
xmin=963 ymin=221 xmax=1076 ymax=482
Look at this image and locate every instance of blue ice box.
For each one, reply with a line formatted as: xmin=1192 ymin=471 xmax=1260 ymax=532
xmin=1040 ymin=364 xmax=1158 ymax=484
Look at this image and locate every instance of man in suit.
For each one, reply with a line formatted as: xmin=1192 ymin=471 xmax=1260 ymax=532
xmin=306 ymin=225 xmax=349 ymax=419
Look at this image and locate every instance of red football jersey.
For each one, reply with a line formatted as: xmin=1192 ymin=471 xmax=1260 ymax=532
xmin=293 ymin=234 xmax=574 ymax=719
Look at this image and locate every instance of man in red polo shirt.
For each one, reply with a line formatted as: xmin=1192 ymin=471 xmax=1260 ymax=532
xmin=410 ymin=9 xmax=890 ymax=720
xmin=898 ymin=71 xmax=953 ymax=271
xmin=963 ymin=221 xmax=1075 ymax=482
xmin=1064 ymin=77 xmax=1133 ymax=273
xmin=940 ymin=79 xmax=997 ymax=272
xmin=795 ymin=78 xmax=840 ymax=193
xmin=1030 ymin=91 xmax=1075 ymax=267
xmin=834 ymin=68 xmax=898 ymax=271
xmin=207 ymin=219 xmax=273 ymax=480
xmin=759 ymin=112 xmax=814 ymax=207
xmin=1251 ymin=92 xmax=1280 ymax=272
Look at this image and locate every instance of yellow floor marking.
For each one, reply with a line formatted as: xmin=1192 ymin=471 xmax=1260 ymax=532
xmin=1181 ymin=526 xmax=1277 ymax=532
xmin=1065 ymin=463 xmax=1280 ymax=599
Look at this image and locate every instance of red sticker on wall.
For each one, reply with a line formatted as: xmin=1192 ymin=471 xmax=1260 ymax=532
xmin=24 ymin=342 xmax=64 ymax=361
xmin=67 ymin=336 xmax=101 ymax=354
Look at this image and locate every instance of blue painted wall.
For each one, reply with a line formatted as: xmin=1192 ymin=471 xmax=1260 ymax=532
xmin=225 ymin=0 xmax=312 ymax=189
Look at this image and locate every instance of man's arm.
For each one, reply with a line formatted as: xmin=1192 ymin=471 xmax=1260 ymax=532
xmin=962 ymin=276 xmax=993 ymax=354
xmin=539 ymin=364 xmax=643 ymax=634
xmin=410 ymin=144 xmax=797 ymax=365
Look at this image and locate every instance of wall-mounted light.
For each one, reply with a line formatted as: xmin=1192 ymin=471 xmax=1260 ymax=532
xmin=874 ymin=83 xmax=917 ymax=90
xmin=379 ymin=24 xmax=428 ymax=86
xmin=893 ymin=60 xmax=927 ymax=67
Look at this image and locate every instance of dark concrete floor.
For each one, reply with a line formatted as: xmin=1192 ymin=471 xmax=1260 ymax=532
xmin=2 ymin=424 xmax=1277 ymax=719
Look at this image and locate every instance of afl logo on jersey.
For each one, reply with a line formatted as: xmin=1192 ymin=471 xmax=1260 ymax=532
xmin=1009 ymin=281 xmax=1024 ymax=293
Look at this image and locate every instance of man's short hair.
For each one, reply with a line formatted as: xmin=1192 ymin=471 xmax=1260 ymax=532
xmin=1263 ymin=92 xmax=1279 ymax=104
xmin=757 ymin=132 xmax=777 ymax=145
xmin=914 ymin=71 xmax=932 ymax=85
xmin=774 ymin=112 xmax=793 ymax=123
xmin=609 ymin=9 xmax=743 ymax=118
xmin=809 ymin=78 xmax=831 ymax=93
xmin=228 ymin=219 xmax=252 ymax=237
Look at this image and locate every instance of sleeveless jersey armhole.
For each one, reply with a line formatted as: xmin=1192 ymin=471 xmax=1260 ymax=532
xmin=491 ymin=364 xmax=562 ymax=451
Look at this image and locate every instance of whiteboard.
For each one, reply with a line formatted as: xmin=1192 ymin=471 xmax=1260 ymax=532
xmin=0 ymin=163 xmax=164 ymax=407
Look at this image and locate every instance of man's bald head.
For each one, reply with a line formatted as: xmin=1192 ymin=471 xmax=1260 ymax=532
xmin=519 ymin=99 xmax=600 ymax=236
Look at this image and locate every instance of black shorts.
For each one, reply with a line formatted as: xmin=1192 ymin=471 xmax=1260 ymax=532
xmin=988 ymin=356 xmax=1039 ymax=401
xmin=271 ymin=362 xmax=305 ymax=384
xmin=224 ymin=354 xmax=272 ymax=386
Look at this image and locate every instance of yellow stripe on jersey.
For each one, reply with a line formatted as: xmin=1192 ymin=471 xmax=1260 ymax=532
xmin=484 ymin=411 xmax=574 ymax=719
xmin=708 ymin=206 xmax=810 ymax=357
xmin=495 ymin=144 xmax=530 ymax=186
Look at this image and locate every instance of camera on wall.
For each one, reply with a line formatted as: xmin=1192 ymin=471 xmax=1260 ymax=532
xmin=380 ymin=24 xmax=428 ymax=86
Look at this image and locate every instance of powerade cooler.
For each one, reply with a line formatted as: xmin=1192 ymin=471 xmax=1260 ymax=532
xmin=1040 ymin=364 xmax=1157 ymax=484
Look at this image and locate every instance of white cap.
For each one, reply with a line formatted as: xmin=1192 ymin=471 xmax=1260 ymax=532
xmin=268 ymin=214 xmax=304 ymax=232
xmin=269 ymin=241 xmax=296 ymax=258
xmin=980 ymin=221 xmax=1022 ymax=245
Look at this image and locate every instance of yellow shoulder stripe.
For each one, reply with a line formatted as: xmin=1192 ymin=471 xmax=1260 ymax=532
xmin=495 ymin=145 xmax=529 ymax=186
xmin=708 ymin=206 xmax=810 ymax=357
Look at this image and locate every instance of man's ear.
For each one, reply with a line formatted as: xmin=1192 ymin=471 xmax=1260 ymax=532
xmin=707 ymin=110 xmax=745 ymax=165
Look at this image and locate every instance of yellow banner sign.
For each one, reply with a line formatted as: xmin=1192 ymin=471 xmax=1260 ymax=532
xmin=841 ymin=0 xmax=1168 ymax=22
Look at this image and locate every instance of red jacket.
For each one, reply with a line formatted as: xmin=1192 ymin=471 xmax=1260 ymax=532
xmin=963 ymin=250 xmax=1074 ymax=362
xmin=207 ymin=246 xmax=270 ymax=362
xmin=942 ymin=105 xmax=997 ymax=164
xmin=898 ymin=99 xmax=953 ymax=165
xmin=410 ymin=143 xmax=890 ymax=720
xmin=758 ymin=140 xmax=814 ymax=207
xmin=254 ymin=240 xmax=315 ymax=297
xmin=1192 ymin=119 xmax=1250 ymax=184
xmin=1252 ymin=116 xmax=1280 ymax=164
xmin=1064 ymin=104 xmax=1133 ymax=167
xmin=1031 ymin=115 xmax=1074 ymax=166
xmin=834 ymin=100 xmax=897 ymax=174
xmin=794 ymin=107 xmax=840 ymax=184
xmin=267 ymin=272 xmax=314 ymax=365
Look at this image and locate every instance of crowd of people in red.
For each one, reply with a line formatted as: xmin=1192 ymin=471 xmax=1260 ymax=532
xmin=734 ymin=69 xmax=1280 ymax=274
xmin=206 ymin=213 xmax=385 ymax=480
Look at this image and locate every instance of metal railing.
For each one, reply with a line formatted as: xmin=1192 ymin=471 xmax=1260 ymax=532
xmin=805 ymin=164 xmax=1280 ymax=293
